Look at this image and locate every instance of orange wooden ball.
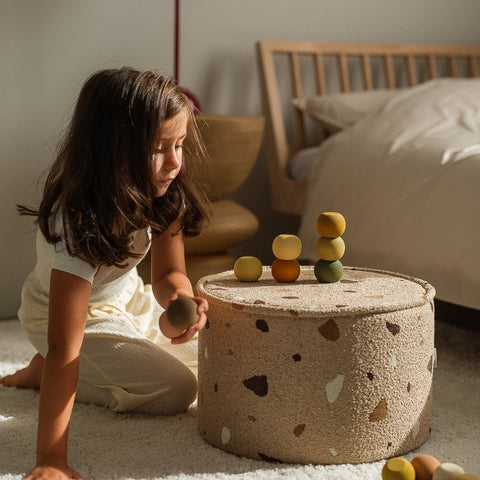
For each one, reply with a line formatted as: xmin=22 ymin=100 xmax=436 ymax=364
xmin=316 ymin=212 xmax=346 ymax=238
xmin=271 ymin=259 xmax=300 ymax=282
xmin=411 ymin=455 xmax=441 ymax=480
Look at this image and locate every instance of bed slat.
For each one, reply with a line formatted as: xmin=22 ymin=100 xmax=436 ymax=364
xmin=449 ymin=56 xmax=458 ymax=77
xmin=315 ymin=54 xmax=327 ymax=94
xmin=407 ymin=55 xmax=417 ymax=86
xmin=289 ymin=53 xmax=307 ymax=151
xmin=385 ymin=54 xmax=395 ymax=88
xmin=338 ymin=54 xmax=350 ymax=92
xmin=428 ymin=55 xmax=438 ymax=79
xmin=289 ymin=53 xmax=303 ymax=98
xmin=362 ymin=54 xmax=373 ymax=90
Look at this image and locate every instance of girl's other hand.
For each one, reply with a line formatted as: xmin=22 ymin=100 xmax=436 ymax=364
xmin=24 ymin=465 xmax=84 ymax=480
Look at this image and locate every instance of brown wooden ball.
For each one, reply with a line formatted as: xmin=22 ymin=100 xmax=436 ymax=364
xmin=167 ymin=297 xmax=198 ymax=330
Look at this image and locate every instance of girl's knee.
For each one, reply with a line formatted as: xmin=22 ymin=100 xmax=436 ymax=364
xmin=135 ymin=366 xmax=197 ymax=415
xmin=166 ymin=367 xmax=197 ymax=414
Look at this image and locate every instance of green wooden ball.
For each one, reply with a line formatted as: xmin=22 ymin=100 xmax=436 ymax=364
xmin=314 ymin=259 xmax=343 ymax=283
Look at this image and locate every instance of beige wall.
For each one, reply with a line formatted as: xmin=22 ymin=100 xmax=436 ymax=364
xmin=1 ymin=0 xmax=480 ymax=317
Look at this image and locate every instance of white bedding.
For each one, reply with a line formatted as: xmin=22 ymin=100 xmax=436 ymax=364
xmin=298 ymin=79 xmax=480 ymax=309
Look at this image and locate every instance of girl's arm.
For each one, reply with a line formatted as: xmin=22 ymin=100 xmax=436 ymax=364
xmin=151 ymin=219 xmax=208 ymax=343
xmin=31 ymin=269 xmax=90 ymax=479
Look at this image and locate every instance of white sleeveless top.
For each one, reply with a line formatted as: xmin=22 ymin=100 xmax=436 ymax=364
xmin=31 ymin=227 xmax=151 ymax=304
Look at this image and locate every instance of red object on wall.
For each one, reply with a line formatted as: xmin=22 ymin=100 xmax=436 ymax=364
xmin=174 ymin=0 xmax=201 ymax=112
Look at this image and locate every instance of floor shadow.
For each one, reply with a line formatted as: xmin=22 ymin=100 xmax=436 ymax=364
xmin=435 ymin=299 xmax=480 ymax=331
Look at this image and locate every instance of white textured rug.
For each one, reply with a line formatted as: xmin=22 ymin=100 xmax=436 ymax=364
xmin=1 ymin=318 xmax=479 ymax=480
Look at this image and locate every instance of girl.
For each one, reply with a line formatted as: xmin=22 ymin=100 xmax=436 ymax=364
xmin=0 ymin=67 xmax=210 ymax=480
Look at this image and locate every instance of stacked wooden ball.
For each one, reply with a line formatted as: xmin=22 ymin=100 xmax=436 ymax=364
xmin=271 ymin=234 xmax=302 ymax=282
xmin=314 ymin=212 xmax=346 ymax=283
xmin=382 ymin=454 xmax=479 ymax=480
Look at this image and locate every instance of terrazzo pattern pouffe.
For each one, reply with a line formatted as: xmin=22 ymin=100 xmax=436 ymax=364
xmin=196 ymin=266 xmax=436 ymax=465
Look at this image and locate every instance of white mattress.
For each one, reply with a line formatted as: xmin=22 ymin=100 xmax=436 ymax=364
xmin=289 ymin=146 xmax=319 ymax=182
xmin=297 ymin=78 xmax=480 ymax=310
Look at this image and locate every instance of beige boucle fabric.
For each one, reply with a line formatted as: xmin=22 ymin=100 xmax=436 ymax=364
xmin=196 ymin=266 xmax=436 ymax=465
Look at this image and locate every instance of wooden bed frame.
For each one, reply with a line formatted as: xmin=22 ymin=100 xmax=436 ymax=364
xmin=256 ymin=41 xmax=480 ymax=216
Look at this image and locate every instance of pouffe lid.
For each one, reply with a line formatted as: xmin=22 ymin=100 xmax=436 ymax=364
xmin=197 ymin=266 xmax=435 ymax=318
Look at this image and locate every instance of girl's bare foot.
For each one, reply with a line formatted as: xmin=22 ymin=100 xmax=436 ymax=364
xmin=0 ymin=353 xmax=44 ymax=389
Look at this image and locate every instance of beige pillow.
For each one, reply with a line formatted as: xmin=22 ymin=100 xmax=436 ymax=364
xmin=293 ymin=89 xmax=401 ymax=133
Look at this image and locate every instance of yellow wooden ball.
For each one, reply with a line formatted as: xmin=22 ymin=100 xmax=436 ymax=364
xmin=382 ymin=458 xmax=416 ymax=480
xmin=316 ymin=236 xmax=345 ymax=261
xmin=271 ymin=259 xmax=300 ymax=282
xmin=234 ymin=256 xmax=263 ymax=282
xmin=272 ymin=234 xmax=302 ymax=260
xmin=316 ymin=212 xmax=346 ymax=238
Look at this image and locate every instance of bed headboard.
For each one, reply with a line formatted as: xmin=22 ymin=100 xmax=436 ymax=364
xmin=256 ymin=41 xmax=480 ymax=216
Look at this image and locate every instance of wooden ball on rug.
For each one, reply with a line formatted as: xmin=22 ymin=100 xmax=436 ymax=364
xmin=433 ymin=464 xmax=465 ymax=480
xmin=316 ymin=212 xmax=346 ymax=238
xmin=167 ymin=297 xmax=198 ymax=330
xmin=271 ymin=259 xmax=300 ymax=282
xmin=382 ymin=458 xmax=416 ymax=480
xmin=411 ymin=454 xmax=441 ymax=480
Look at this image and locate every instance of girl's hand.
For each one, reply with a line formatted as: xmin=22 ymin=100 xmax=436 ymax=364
xmin=24 ymin=464 xmax=84 ymax=480
xmin=159 ymin=296 xmax=208 ymax=344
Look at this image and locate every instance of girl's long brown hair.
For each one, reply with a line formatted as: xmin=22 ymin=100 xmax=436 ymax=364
xmin=19 ymin=67 xmax=210 ymax=267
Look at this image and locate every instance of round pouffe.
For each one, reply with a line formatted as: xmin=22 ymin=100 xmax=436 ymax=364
xmin=196 ymin=266 xmax=436 ymax=465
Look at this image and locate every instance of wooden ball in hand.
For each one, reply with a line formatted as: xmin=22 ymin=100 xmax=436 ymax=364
xmin=167 ymin=297 xmax=198 ymax=330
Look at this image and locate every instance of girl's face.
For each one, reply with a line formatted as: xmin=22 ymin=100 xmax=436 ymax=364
xmin=152 ymin=109 xmax=188 ymax=197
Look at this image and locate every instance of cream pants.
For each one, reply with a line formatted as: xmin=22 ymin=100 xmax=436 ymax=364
xmin=18 ymin=268 xmax=198 ymax=415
